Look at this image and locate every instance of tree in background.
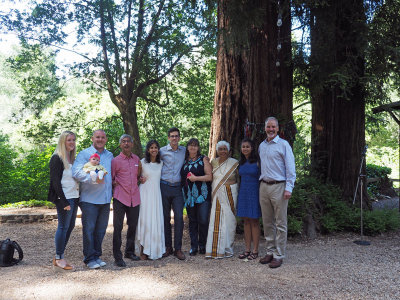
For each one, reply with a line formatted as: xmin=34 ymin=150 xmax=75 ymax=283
xmin=209 ymin=0 xmax=294 ymax=157
xmin=3 ymin=0 xmax=216 ymax=155
xmin=137 ymin=55 xmax=216 ymax=152
xmin=365 ymin=0 xmax=400 ymax=106
xmin=306 ymin=0 xmax=367 ymax=202
xmin=6 ymin=42 xmax=63 ymax=121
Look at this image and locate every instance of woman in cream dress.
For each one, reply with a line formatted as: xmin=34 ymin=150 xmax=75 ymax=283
xmin=136 ymin=140 xmax=165 ymax=260
xmin=205 ymin=141 xmax=239 ymax=259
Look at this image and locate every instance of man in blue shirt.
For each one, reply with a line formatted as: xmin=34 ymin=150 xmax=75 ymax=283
xmin=72 ymin=129 xmax=113 ymax=269
xmin=258 ymin=117 xmax=296 ymax=268
xmin=159 ymin=127 xmax=186 ymax=260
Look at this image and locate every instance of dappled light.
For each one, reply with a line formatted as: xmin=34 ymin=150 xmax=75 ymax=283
xmin=3 ymin=271 xmax=179 ymax=299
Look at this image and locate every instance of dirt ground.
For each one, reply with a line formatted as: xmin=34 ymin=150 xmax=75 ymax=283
xmin=0 ymin=212 xmax=399 ymax=300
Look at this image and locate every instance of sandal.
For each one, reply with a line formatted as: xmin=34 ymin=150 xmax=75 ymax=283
xmin=247 ymin=252 xmax=258 ymax=260
xmin=238 ymin=251 xmax=251 ymax=259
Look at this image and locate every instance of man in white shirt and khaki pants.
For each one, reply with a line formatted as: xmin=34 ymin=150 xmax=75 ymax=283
xmin=258 ymin=117 xmax=296 ymax=268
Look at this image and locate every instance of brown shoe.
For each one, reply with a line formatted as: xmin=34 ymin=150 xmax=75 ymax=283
xmin=162 ymin=247 xmax=173 ymax=258
xmin=259 ymin=254 xmax=273 ymax=265
xmin=269 ymin=258 xmax=283 ymax=268
xmin=53 ymin=258 xmax=73 ymax=270
xmin=174 ymin=249 xmax=186 ymax=260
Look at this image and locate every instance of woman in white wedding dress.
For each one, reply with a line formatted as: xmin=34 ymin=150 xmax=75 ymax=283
xmin=136 ymin=140 xmax=165 ymax=260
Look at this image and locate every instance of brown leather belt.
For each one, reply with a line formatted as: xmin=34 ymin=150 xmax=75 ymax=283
xmin=262 ymin=180 xmax=285 ymax=185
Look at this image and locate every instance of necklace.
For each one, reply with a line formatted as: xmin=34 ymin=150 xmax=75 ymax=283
xmin=189 ymin=156 xmax=198 ymax=162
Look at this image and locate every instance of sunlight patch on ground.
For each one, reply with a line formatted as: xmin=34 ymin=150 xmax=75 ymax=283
xmin=5 ymin=273 xmax=179 ymax=299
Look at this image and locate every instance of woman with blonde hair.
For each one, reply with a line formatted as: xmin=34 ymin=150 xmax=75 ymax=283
xmin=48 ymin=131 xmax=79 ymax=270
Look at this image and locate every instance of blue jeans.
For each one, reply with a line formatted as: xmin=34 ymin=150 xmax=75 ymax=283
xmin=55 ymin=198 xmax=79 ymax=259
xmin=160 ymin=183 xmax=184 ymax=250
xmin=80 ymin=201 xmax=110 ymax=264
xmin=186 ymin=200 xmax=211 ymax=251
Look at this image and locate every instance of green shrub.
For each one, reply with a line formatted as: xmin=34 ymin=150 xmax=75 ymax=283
xmin=366 ymin=163 xmax=392 ymax=178
xmin=12 ymin=146 xmax=54 ymax=203
xmin=366 ymin=164 xmax=392 ymax=198
xmin=363 ymin=209 xmax=400 ymax=235
xmin=288 ymin=215 xmax=302 ymax=235
xmin=0 ymin=134 xmax=19 ymax=204
xmin=0 ymin=134 xmax=53 ymax=205
xmin=0 ymin=200 xmax=55 ymax=208
xmin=289 ymin=176 xmax=344 ymax=235
xmin=288 ymin=175 xmax=400 ymax=236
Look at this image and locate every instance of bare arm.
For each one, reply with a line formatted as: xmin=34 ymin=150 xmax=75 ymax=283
xmin=188 ymin=156 xmax=213 ymax=182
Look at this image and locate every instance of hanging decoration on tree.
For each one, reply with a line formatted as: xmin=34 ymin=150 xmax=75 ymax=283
xmin=243 ymin=119 xmax=297 ymax=146
xmin=241 ymin=0 xmax=297 ymax=146
xmin=244 ymin=120 xmax=265 ymax=139
xmin=276 ymin=0 xmax=282 ymax=78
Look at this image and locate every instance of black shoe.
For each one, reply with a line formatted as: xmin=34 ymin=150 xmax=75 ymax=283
xmin=125 ymin=253 xmax=140 ymax=261
xmin=115 ymin=259 xmax=126 ymax=267
xmin=199 ymin=248 xmax=206 ymax=254
xmin=189 ymin=249 xmax=198 ymax=256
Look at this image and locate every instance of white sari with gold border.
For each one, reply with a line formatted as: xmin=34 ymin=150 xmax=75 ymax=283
xmin=205 ymin=157 xmax=239 ymax=259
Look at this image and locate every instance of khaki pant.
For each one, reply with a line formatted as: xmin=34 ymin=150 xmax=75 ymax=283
xmin=259 ymin=182 xmax=288 ymax=259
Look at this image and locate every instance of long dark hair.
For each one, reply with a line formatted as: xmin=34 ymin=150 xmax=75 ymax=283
xmin=145 ymin=140 xmax=161 ymax=163
xmin=239 ymin=138 xmax=258 ymax=165
xmin=185 ymin=138 xmax=201 ymax=161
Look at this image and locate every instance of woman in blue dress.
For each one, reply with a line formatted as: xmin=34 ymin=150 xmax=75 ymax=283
xmin=237 ymin=138 xmax=261 ymax=260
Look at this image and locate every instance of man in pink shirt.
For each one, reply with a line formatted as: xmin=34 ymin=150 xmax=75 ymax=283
xmin=111 ymin=134 xmax=142 ymax=267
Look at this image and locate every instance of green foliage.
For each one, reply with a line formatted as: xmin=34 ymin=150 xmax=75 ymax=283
xmin=288 ymin=215 xmax=303 ymax=236
xmin=0 ymin=135 xmax=53 ymax=205
xmin=12 ymin=85 xmax=121 ymax=148
xmin=0 ymin=200 xmax=55 ymax=209
xmin=365 ymin=0 xmax=400 ymax=105
xmin=292 ymin=110 xmax=311 ymax=176
xmin=4 ymin=0 xmax=217 ymax=156
xmin=6 ymin=41 xmax=63 ymax=120
xmin=288 ymin=176 xmax=344 ymax=235
xmin=366 ymin=163 xmax=391 ymax=179
xmin=13 ymin=146 xmax=54 ymax=204
xmin=363 ymin=209 xmax=400 ymax=235
xmin=366 ymin=163 xmax=392 ymax=198
xmin=0 ymin=134 xmax=19 ymax=203
xmin=79 ymin=114 xmax=125 ymax=156
xmin=137 ymin=57 xmax=216 ymax=153
xmin=288 ymin=175 xmax=400 ymax=236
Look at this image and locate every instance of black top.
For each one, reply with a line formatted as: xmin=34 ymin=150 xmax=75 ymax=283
xmin=47 ymin=154 xmax=70 ymax=208
xmin=180 ymin=155 xmax=212 ymax=207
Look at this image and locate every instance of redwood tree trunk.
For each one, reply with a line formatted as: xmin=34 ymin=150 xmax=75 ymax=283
xmin=209 ymin=0 xmax=293 ymax=158
xmin=310 ymin=0 xmax=367 ymax=203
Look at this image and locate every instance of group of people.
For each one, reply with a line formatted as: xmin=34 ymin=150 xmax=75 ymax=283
xmin=47 ymin=116 xmax=295 ymax=270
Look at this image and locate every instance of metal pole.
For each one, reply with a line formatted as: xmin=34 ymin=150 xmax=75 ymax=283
xmin=354 ymin=175 xmax=370 ymax=246
xmin=360 ymin=178 xmax=363 ymax=240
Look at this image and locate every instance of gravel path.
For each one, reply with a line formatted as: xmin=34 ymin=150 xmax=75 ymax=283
xmin=1 ymin=215 xmax=399 ymax=299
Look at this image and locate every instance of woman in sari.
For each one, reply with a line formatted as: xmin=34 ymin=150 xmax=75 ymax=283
xmin=205 ymin=141 xmax=239 ymax=259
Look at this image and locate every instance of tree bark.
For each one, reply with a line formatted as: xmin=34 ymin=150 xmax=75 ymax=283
xmin=209 ymin=0 xmax=293 ymax=158
xmin=111 ymin=94 xmax=143 ymax=156
xmin=310 ymin=0 xmax=368 ymax=204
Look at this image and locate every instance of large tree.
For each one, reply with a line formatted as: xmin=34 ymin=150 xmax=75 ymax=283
xmin=209 ymin=0 xmax=293 ymax=157
xmin=3 ymin=0 xmax=215 ymax=155
xmin=308 ymin=0 xmax=367 ymax=202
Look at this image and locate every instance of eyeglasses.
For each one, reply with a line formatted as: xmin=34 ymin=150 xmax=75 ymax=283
xmin=169 ymin=135 xmax=180 ymax=138
xmin=121 ymin=140 xmax=132 ymax=144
